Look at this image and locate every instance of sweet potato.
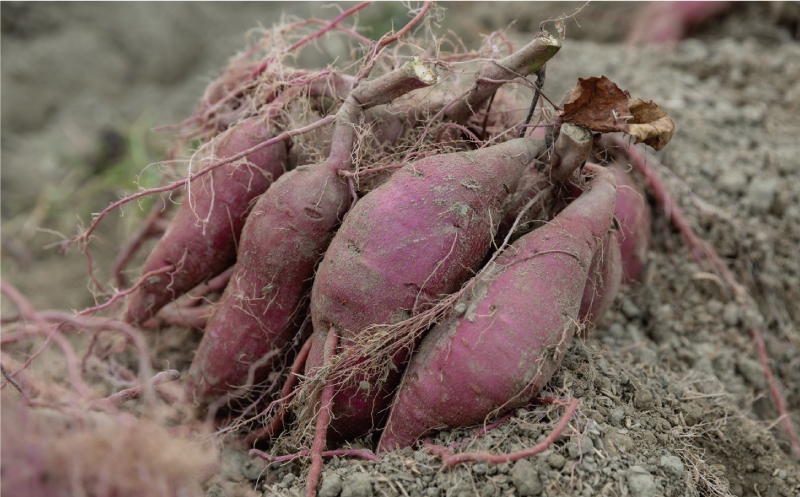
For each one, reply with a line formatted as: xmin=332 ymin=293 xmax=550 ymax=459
xmin=307 ymin=137 xmax=547 ymax=443
xmin=126 ymin=117 xmax=288 ymax=324
xmin=611 ymin=164 xmax=651 ymax=283
xmin=187 ymin=108 xmax=405 ymax=405
xmin=578 ymin=163 xmax=650 ymax=325
xmin=628 ymin=1 xmax=732 ymax=45
xmin=579 ymin=230 xmax=623 ymax=326
xmin=378 ymin=164 xmax=618 ymax=451
xmin=187 ymin=62 xmax=437 ymax=406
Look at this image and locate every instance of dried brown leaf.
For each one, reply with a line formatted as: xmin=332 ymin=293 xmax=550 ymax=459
xmin=559 ymin=76 xmax=631 ymax=133
xmin=626 ymin=98 xmax=675 ymax=151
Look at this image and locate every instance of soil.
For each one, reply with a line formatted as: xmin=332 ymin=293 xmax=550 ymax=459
xmin=2 ymin=3 xmax=799 ymax=497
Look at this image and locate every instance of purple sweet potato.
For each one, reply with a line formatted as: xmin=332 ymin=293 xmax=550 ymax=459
xmin=126 ymin=117 xmax=288 ymax=324
xmin=307 ymin=137 xmax=547 ymax=443
xmin=628 ymin=1 xmax=732 ymax=45
xmin=579 ymin=230 xmax=623 ymax=326
xmin=378 ymin=164 xmax=618 ymax=451
xmin=612 ymin=164 xmax=651 ymax=283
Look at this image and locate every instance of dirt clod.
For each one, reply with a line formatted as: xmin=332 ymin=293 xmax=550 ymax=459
xmin=626 ymin=466 xmax=658 ymax=497
xmin=510 ymin=459 xmax=543 ymax=496
xmin=658 ymin=455 xmax=685 ymax=480
xmin=341 ymin=473 xmax=373 ymax=497
xmin=319 ymin=474 xmax=343 ymax=497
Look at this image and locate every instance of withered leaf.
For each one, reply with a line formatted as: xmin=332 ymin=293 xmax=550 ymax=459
xmin=626 ymin=98 xmax=675 ymax=151
xmin=559 ymin=76 xmax=631 ymax=133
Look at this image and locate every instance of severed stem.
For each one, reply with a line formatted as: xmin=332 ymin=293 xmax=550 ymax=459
xmin=549 ymin=123 xmax=592 ymax=183
xmin=446 ymin=32 xmax=561 ymax=125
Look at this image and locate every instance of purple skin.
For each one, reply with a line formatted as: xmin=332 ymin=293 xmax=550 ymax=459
xmin=579 ymin=230 xmax=623 ymax=327
xmin=628 ymin=1 xmax=732 ymax=45
xmin=307 ymin=138 xmax=545 ymax=444
xmin=611 ymin=165 xmax=651 ymax=284
xmin=126 ymin=117 xmax=288 ymax=324
xmin=378 ymin=164 xmax=618 ymax=452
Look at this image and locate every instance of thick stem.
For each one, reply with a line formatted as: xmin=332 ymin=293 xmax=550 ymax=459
xmin=446 ymin=32 xmax=561 ymax=125
xmin=549 ymin=123 xmax=592 ymax=183
xmin=327 ymin=60 xmax=438 ymax=172
xmin=353 ymin=60 xmax=437 ymax=108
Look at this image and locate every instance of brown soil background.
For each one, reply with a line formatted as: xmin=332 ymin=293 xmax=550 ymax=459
xmin=2 ymin=3 xmax=799 ymax=497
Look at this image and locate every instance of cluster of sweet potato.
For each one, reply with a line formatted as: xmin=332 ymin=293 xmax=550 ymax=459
xmin=110 ymin=5 xmax=672 ymax=494
xmin=122 ymin=7 xmax=668 ymax=449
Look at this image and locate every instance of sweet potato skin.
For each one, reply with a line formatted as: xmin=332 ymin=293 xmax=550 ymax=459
xmin=579 ymin=230 xmax=623 ymax=326
xmin=127 ymin=117 xmax=288 ymax=323
xmin=187 ymin=163 xmax=349 ymax=405
xmin=612 ymin=165 xmax=651 ymax=283
xmin=307 ymin=138 xmax=544 ymax=443
xmin=378 ymin=165 xmax=617 ymax=452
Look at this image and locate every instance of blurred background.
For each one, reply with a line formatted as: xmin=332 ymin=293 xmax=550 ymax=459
xmin=1 ymin=1 xmax=799 ymax=310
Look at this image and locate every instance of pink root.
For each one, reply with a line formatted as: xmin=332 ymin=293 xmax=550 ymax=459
xmin=250 ymin=448 xmax=380 ymax=465
xmin=90 ymin=370 xmax=180 ymax=410
xmin=251 ymin=2 xmax=372 ymax=79
xmin=306 ymin=329 xmax=339 ymax=497
xmin=80 ymin=265 xmax=174 ymax=317
xmin=112 ymin=195 xmax=171 ymax=288
xmin=245 ymin=338 xmax=314 ymax=445
xmin=426 ymin=398 xmax=579 ymax=467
